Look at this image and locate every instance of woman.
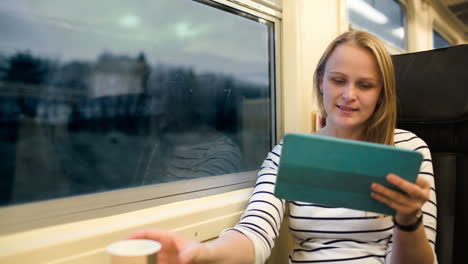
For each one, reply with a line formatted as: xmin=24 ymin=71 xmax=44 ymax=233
xmin=129 ymin=31 xmax=437 ymax=264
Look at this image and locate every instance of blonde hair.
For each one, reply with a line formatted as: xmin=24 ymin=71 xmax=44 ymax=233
xmin=313 ymin=31 xmax=396 ymax=145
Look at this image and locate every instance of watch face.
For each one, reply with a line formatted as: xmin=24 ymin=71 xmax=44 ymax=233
xmin=415 ymin=210 xmax=423 ymax=219
xmin=411 ymin=211 xmax=423 ymax=225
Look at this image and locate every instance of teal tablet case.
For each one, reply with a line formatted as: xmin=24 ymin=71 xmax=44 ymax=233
xmin=274 ymin=133 xmax=423 ymax=215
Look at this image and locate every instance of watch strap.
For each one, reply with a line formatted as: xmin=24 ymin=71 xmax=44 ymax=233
xmin=393 ymin=213 xmax=423 ymax=232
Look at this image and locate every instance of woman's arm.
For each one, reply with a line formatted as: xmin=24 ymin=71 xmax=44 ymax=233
xmin=391 ymin=216 xmax=434 ymax=264
xmin=196 ymin=230 xmax=255 ymax=264
xmin=128 ymin=229 xmax=254 ymax=264
xmin=371 ymin=174 xmax=435 ymax=264
xmin=371 ymin=134 xmax=437 ymax=264
xmin=128 ymin=142 xmax=286 ymax=264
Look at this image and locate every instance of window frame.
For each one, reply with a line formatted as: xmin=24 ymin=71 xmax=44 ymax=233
xmin=432 ymin=21 xmax=455 ymax=48
xmin=431 ymin=0 xmax=465 ymax=47
xmin=0 ymin=0 xmax=283 ymax=235
xmin=347 ymin=0 xmax=409 ymax=54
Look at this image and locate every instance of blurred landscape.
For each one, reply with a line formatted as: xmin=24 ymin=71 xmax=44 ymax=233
xmin=0 ymin=51 xmax=271 ymax=206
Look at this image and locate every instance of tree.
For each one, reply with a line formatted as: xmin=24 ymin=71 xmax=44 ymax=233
xmin=4 ymin=52 xmax=49 ymax=85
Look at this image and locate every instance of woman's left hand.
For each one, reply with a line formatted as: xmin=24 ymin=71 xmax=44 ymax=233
xmin=371 ymin=174 xmax=431 ymax=224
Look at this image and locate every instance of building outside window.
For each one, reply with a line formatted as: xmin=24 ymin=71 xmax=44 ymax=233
xmin=348 ymin=0 xmax=407 ymax=50
xmin=0 ymin=0 xmax=276 ymax=215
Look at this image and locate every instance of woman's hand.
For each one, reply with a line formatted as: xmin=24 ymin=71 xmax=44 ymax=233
xmin=127 ymin=229 xmax=203 ymax=264
xmin=371 ymin=174 xmax=431 ymax=224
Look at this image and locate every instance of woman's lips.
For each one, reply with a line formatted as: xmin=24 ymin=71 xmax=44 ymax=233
xmin=336 ymin=105 xmax=358 ymax=111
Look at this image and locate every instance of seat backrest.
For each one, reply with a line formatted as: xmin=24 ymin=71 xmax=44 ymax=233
xmin=392 ymin=45 xmax=468 ymax=264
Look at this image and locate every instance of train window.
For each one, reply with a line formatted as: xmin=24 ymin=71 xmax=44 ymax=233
xmin=0 ymin=0 xmax=275 ymax=210
xmin=348 ymin=0 xmax=406 ymax=50
xmin=433 ymin=30 xmax=450 ymax=49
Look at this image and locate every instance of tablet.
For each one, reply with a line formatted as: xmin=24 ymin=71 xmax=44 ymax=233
xmin=274 ymin=133 xmax=423 ymax=215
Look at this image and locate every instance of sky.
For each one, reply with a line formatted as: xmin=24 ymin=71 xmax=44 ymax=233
xmin=0 ymin=0 xmax=272 ymax=85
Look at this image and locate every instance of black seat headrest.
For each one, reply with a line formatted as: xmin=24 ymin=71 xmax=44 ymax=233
xmin=392 ymin=45 xmax=468 ymax=124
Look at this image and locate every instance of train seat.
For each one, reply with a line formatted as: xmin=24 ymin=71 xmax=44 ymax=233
xmin=392 ymin=44 xmax=468 ymax=264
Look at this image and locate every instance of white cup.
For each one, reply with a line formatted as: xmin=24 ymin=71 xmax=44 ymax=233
xmin=107 ymin=239 xmax=161 ymax=264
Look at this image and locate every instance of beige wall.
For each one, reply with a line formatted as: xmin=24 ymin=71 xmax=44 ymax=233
xmin=282 ymin=0 xmax=346 ymax=134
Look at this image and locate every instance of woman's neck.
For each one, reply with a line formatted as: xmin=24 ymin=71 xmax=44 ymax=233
xmin=316 ymin=125 xmax=366 ymax=141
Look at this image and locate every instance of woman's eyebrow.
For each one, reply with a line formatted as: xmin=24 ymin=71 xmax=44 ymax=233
xmin=358 ymin=77 xmax=380 ymax=83
xmin=328 ymin=71 xmax=378 ymax=82
xmin=328 ymin=71 xmax=346 ymax=76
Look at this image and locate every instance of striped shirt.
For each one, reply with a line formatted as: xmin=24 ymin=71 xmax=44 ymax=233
xmin=227 ymin=129 xmax=437 ymax=264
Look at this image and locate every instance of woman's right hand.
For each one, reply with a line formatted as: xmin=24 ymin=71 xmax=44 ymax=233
xmin=127 ymin=229 xmax=203 ymax=264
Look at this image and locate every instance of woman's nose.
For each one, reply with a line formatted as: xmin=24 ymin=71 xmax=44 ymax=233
xmin=342 ymin=83 xmax=357 ymax=101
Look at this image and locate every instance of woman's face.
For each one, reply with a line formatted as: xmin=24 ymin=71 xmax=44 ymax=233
xmin=320 ymin=43 xmax=382 ymax=132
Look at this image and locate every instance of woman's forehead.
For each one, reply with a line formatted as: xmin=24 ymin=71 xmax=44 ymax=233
xmin=325 ymin=44 xmax=380 ymax=80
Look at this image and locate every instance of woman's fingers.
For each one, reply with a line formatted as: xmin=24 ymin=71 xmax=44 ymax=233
xmin=370 ymin=188 xmax=412 ymax=213
xmin=387 ymin=174 xmax=430 ymax=201
xmin=126 ymin=229 xmax=184 ymax=264
xmin=416 ymin=176 xmax=431 ymax=193
xmin=372 ymin=174 xmax=430 ymax=202
xmin=127 ymin=229 xmax=163 ymax=240
xmin=371 ymin=174 xmax=430 ymax=216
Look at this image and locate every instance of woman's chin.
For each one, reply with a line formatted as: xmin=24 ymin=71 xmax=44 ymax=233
xmin=330 ymin=117 xmax=366 ymax=130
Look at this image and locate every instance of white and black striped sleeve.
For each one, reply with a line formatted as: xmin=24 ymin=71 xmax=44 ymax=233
xmin=225 ymin=142 xmax=286 ymax=264
xmin=386 ymin=130 xmax=438 ymax=263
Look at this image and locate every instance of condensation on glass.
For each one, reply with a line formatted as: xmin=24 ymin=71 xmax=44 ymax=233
xmin=348 ymin=0 xmax=406 ymax=50
xmin=0 ymin=0 xmax=273 ymax=206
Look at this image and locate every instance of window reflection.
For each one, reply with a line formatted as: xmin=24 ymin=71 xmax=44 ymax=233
xmin=0 ymin=0 xmax=273 ymax=206
xmin=348 ymin=0 xmax=406 ymax=49
xmin=433 ymin=30 xmax=450 ymax=49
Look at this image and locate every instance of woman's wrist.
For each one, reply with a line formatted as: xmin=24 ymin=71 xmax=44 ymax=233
xmin=393 ymin=211 xmax=423 ymax=232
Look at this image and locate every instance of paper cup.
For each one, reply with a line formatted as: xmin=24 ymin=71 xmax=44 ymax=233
xmin=107 ymin=239 xmax=161 ymax=264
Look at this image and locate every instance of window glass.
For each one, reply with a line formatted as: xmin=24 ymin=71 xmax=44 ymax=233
xmin=433 ymin=30 xmax=450 ymax=49
xmin=348 ymin=0 xmax=406 ymax=49
xmin=0 ymin=0 xmax=274 ymax=206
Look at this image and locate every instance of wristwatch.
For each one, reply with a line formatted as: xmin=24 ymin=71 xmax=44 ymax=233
xmin=393 ymin=211 xmax=423 ymax=232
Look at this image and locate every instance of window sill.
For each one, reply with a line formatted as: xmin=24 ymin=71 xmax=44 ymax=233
xmin=0 ymin=188 xmax=252 ymax=264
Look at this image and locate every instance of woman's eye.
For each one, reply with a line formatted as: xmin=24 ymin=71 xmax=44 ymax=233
xmin=332 ymin=78 xmax=345 ymax=84
xmin=360 ymin=82 xmax=374 ymax=89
